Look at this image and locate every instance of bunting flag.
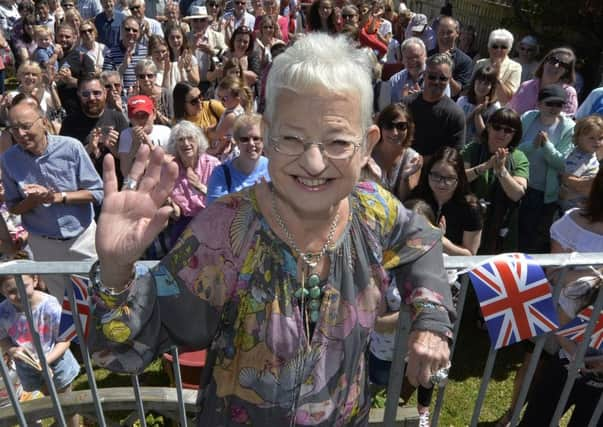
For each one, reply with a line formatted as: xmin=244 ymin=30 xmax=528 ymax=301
xmin=58 ymin=275 xmax=91 ymax=344
xmin=556 ymin=305 xmax=603 ymax=350
xmin=468 ymin=253 xmax=560 ymax=349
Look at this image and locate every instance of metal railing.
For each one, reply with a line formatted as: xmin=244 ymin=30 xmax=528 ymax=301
xmin=0 ymin=255 xmax=601 ymax=426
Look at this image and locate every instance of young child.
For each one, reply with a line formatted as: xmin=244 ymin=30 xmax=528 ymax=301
xmin=31 ymin=26 xmax=60 ymax=72
xmin=0 ymin=274 xmax=79 ymax=427
xmin=559 ymin=115 xmax=603 ymax=212
xmin=368 ymin=199 xmax=439 ymax=427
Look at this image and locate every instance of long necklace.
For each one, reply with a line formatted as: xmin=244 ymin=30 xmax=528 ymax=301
xmin=270 ymin=186 xmax=340 ymax=330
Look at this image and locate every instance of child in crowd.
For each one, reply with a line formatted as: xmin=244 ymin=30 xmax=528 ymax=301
xmin=559 ymin=115 xmax=603 ymax=212
xmin=31 ymin=26 xmax=60 ymax=72
xmin=368 ymin=199 xmax=439 ymax=427
xmin=0 ymin=274 xmax=80 ymax=427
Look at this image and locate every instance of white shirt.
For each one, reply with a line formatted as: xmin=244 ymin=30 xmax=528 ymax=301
xmin=118 ymin=125 xmax=171 ymax=153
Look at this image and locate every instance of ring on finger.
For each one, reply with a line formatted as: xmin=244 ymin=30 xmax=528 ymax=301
xmin=122 ymin=176 xmax=138 ymax=191
xmin=429 ymin=365 xmax=450 ymax=386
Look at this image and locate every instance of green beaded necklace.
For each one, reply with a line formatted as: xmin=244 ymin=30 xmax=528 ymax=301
xmin=270 ymin=187 xmax=340 ymax=329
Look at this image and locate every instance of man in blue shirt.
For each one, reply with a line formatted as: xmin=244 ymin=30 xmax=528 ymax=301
xmin=95 ymin=0 xmax=124 ymax=49
xmin=0 ymin=100 xmax=103 ymax=299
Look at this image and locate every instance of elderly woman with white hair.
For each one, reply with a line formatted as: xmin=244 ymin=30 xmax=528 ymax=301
xmin=167 ymin=120 xmax=220 ymax=241
xmin=89 ymin=33 xmax=454 ymax=426
xmin=476 ymin=28 xmax=522 ymax=104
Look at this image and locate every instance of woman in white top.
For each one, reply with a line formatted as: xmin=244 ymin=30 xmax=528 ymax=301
xmin=165 ymin=23 xmax=200 ymax=92
xmin=78 ymin=20 xmax=109 ymax=74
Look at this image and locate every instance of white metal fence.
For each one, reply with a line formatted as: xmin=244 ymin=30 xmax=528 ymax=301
xmin=0 ymin=255 xmax=601 ymax=426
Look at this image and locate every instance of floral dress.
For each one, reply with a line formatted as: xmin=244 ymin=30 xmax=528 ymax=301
xmin=89 ymin=181 xmax=454 ymax=426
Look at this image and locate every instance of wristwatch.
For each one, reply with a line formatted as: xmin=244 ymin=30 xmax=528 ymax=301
xmin=89 ymin=260 xmax=134 ymax=297
xmin=61 ymin=191 xmax=67 ymax=204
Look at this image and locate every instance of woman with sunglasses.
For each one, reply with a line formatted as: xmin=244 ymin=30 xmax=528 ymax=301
xmin=173 ymin=81 xmax=225 ymax=134
xmin=78 ymin=20 xmax=108 ymax=74
xmin=166 ymin=120 xmax=220 ymax=243
xmin=462 ymin=107 xmax=528 ymax=253
xmin=508 ymin=47 xmax=578 ymax=117
xmin=516 ymin=85 xmax=575 ymax=254
xmin=366 ymin=103 xmax=421 ymax=201
xmin=476 ymin=28 xmax=522 ymax=105
xmin=206 ymin=112 xmax=270 ymax=204
xmin=132 ymin=59 xmax=173 ymax=125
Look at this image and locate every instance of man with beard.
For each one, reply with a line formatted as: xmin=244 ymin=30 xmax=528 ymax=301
xmin=60 ymin=76 xmax=128 ymax=179
xmin=401 ymin=53 xmax=465 ymax=160
xmin=56 ymin=24 xmax=96 ymax=115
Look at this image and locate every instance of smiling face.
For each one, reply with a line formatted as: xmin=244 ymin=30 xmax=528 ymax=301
xmin=264 ymin=88 xmax=378 ymax=217
xmin=436 ymin=18 xmax=458 ymax=49
xmin=318 ymin=0 xmax=333 ymax=19
xmin=423 ymin=62 xmax=451 ymax=102
xmin=56 ymin=26 xmax=76 ymax=51
xmin=474 ymin=78 xmax=492 ymax=99
xmin=137 ymin=67 xmax=156 ymax=93
xmin=0 ymin=275 xmax=37 ymax=310
xmin=401 ymin=43 xmax=426 ymax=79
xmin=216 ymin=87 xmax=240 ymax=110
xmin=234 ymin=33 xmax=250 ymax=54
xmin=576 ymin=129 xmax=603 ymax=154
xmin=184 ymin=87 xmax=202 ymax=117
xmin=8 ymin=103 xmax=47 ymax=155
xmin=542 ymin=53 xmax=571 ymax=82
xmin=78 ymin=79 xmax=107 ymax=117
xmin=487 ymin=121 xmax=516 ymax=153
xmin=19 ymin=67 xmax=41 ymax=88
xmin=379 ymin=113 xmax=409 ymax=151
xmin=176 ymin=134 xmax=199 ymax=162
xmin=168 ymin=29 xmax=183 ymax=51
xmin=237 ymin=124 xmax=263 ymax=162
xmin=151 ymin=43 xmax=169 ymax=64
xmin=428 ymin=160 xmax=458 ymax=204
xmin=488 ymin=39 xmax=510 ymax=62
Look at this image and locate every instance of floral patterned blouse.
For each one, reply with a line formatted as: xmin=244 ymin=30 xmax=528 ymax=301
xmin=89 ymin=181 xmax=455 ymax=426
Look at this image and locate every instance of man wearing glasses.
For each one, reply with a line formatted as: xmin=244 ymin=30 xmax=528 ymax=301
xmin=128 ymin=0 xmax=164 ymax=41
xmin=223 ymin=0 xmax=255 ymax=42
xmin=0 ymin=100 xmax=103 ymax=300
xmin=400 ymin=53 xmax=465 ymax=161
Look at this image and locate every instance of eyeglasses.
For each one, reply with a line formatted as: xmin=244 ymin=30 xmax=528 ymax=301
xmin=490 ymin=123 xmax=516 ymax=134
xmin=7 ymin=117 xmax=42 ymax=134
xmin=238 ymin=136 xmax=262 ymax=144
xmin=105 ymin=82 xmax=122 ymax=90
xmin=187 ymin=96 xmax=202 ymax=106
xmin=428 ymin=171 xmax=458 ymax=186
xmin=124 ymin=27 xmax=139 ymax=33
xmin=269 ymin=135 xmax=361 ymax=160
xmin=383 ymin=121 xmax=408 ymax=132
xmin=490 ymin=44 xmax=509 ymax=50
xmin=426 ymin=73 xmax=450 ymax=82
xmin=80 ymin=89 xmax=104 ymax=98
xmin=544 ymin=101 xmax=564 ymax=108
xmin=81 ymin=28 xmax=94 ymax=34
xmin=138 ymin=73 xmax=156 ymax=80
xmin=546 ymin=56 xmax=571 ymax=71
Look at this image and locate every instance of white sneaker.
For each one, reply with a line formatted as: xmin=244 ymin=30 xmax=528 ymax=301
xmin=418 ymin=407 xmax=430 ymax=427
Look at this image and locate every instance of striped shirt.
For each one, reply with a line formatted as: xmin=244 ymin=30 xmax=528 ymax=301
xmin=102 ymin=42 xmax=148 ymax=90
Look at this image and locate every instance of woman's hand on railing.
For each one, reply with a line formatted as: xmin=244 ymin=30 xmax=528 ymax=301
xmin=97 ymin=146 xmax=178 ymax=290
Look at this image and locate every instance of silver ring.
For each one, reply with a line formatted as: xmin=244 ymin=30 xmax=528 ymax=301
xmin=122 ymin=177 xmax=138 ymax=191
xmin=429 ymin=366 xmax=450 ymax=386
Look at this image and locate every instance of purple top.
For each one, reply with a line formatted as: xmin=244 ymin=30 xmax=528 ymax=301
xmin=507 ymin=78 xmax=578 ymax=116
xmin=171 ymin=153 xmax=221 ymax=217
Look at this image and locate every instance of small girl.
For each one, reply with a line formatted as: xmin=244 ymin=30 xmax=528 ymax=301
xmin=31 ymin=26 xmax=59 ymax=72
xmin=0 ymin=274 xmax=80 ymax=427
xmin=456 ymin=66 xmax=500 ymax=145
xmin=559 ymin=115 xmax=603 ymax=212
xmin=210 ymin=76 xmax=253 ymax=162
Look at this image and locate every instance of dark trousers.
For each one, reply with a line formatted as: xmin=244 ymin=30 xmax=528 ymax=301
xmin=518 ymin=187 xmax=558 ymax=254
xmin=518 ymin=356 xmax=602 ymax=427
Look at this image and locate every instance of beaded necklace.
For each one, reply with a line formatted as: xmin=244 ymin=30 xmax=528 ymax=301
xmin=270 ymin=186 xmax=339 ymax=345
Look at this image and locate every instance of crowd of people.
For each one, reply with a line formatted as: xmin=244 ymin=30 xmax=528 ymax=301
xmin=0 ymin=0 xmax=600 ymax=425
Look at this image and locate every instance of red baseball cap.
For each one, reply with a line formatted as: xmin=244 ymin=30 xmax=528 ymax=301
xmin=127 ymin=95 xmax=154 ymax=118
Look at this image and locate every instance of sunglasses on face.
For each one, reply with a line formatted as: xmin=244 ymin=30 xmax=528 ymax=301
xmin=80 ymin=90 xmax=103 ymax=98
xmin=187 ymin=95 xmax=202 ymax=106
xmin=490 ymin=44 xmax=509 ymax=50
xmin=130 ymin=5 xmax=141 ymax=10
xmin=490 ymin=123 xmax=516 ymax=134
xmin=544 ymin=101 xmax=564 ymax=108
xmin=124 ymin=27 xmax=139 ymax=33
xmin=138 ymin=73 xmax=155 ymax=79
xmin=546 ymin=56 xmax=571 ymax=70
xmin=383 ymin=121 xmax=408 ymax=132
xmin=342 ymin=14 xmax=357 ymax=18
xmin=81 ymin=28 xmax=94 ymax=34
xmin=235 ymin=1 xmax=246 ymax=5
xmin=105 ymin=83 xmax=122 ymax=90
xmin=426 ymin=73 xmax=450 ymax=82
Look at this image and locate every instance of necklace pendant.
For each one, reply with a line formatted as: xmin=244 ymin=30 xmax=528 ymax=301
xmin=303 ymin=253 xmax=318 ymax=268
xmin=294 ymin=287 xmax=309 ymax=299
xmin=307 ymin=273 xmax=321 ymax=288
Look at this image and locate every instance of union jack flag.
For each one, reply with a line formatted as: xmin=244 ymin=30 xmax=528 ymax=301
xmin=58 ymin=275 xmax=91 ymax=343
xmin=556 ymin=306 xmax=603 ymax=350
xmin=468 ymin=253 xmax=560 ymax=349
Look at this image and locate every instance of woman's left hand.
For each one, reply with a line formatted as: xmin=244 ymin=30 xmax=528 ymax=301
xmin=406 ymin=330 xmax=450 ymax=388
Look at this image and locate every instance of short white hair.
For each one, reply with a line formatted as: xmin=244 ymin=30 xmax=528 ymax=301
xmin=264 ymin=33 xmax=373 ymax=147
xmin=401 ymin=36 xmax=426 ymax=56
xmin=488 ymin=28 xmax=514 ymax=50
xmin=167 ymin=121 xmax=209 ymax=157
